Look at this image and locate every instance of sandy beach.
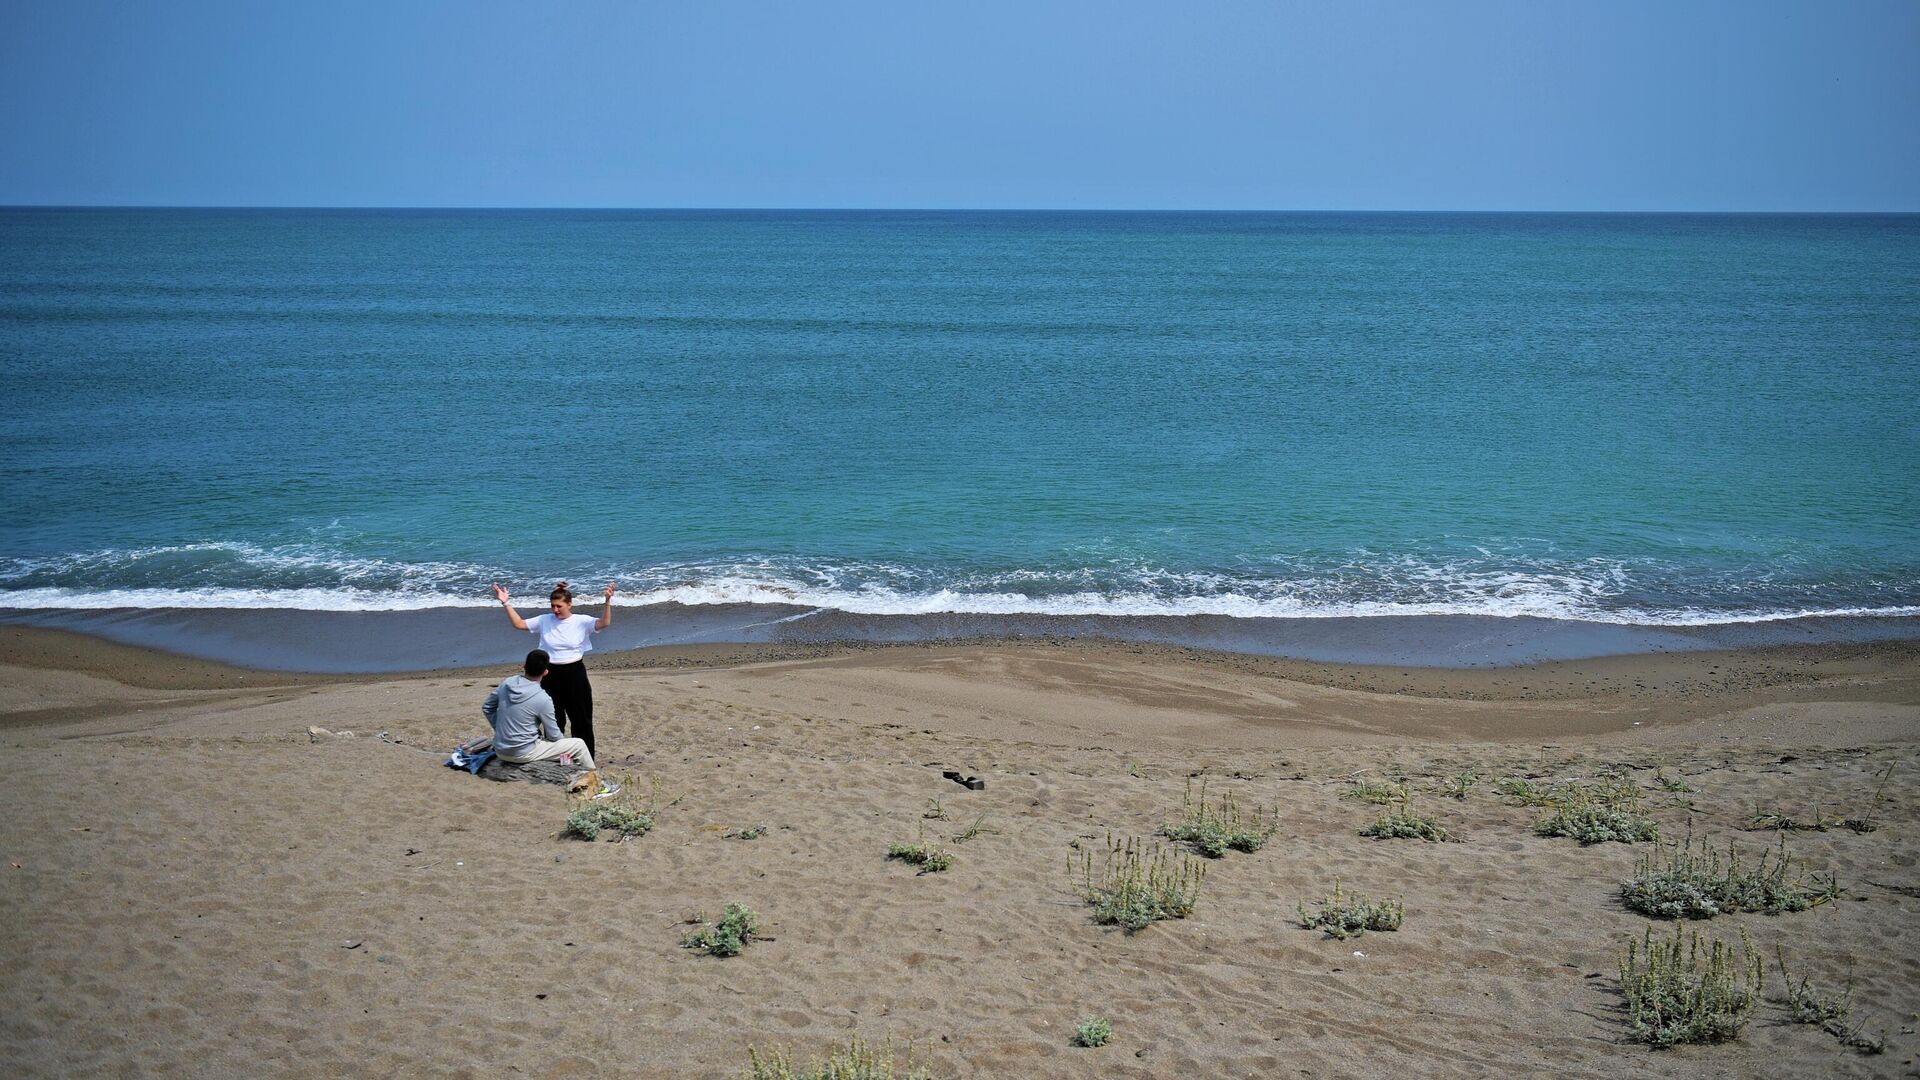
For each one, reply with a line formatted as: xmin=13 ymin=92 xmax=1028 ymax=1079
xmin=2 ymin=625 xmax=1918 ymax=1078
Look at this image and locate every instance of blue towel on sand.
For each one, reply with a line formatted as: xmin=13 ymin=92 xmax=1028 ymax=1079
xmin=447 ymin=737 xmax=494 ymax=774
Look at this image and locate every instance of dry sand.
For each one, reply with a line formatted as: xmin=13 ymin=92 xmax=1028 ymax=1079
xmin=2 ymin=625 xmax=1918 ymax=1078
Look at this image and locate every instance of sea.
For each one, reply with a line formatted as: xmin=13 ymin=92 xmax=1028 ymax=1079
xmin=2 ymin=208 xmax=1917 ymax=669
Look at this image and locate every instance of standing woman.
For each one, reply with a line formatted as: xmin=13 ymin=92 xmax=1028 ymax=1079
xmin=491 ymin=580 xmax=614 ymax=758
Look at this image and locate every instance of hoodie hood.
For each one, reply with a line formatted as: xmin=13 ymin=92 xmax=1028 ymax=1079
xmin=499 ymin=674 xmax=545 ymax=704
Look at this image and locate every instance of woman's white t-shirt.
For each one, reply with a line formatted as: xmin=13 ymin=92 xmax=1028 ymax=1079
xmin=526 ymin=612 xmax=599 ymax=665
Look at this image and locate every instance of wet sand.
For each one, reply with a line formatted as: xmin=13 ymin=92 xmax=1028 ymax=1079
xmin=2 ymin=626 xmax=1918 ymax=1077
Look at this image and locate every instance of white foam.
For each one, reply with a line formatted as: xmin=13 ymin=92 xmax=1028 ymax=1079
xmin=3 ymin=544 xmax=1915 ymax=625
xmin=2 ymin=579 xmax=1915 ymax=626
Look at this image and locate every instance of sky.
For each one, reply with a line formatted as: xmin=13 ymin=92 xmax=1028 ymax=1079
xmin=1 ymin=0 xmax=1916 ymax=210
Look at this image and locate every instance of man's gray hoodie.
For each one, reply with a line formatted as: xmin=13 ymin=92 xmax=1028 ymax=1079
xmin=481 ymin=675 xmax=559 ymax=758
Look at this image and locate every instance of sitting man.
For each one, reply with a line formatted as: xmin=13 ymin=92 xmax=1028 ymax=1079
xmin=483 ymin=648 xmax=617 ymax=797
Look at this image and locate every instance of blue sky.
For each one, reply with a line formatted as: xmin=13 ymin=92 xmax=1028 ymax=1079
xmin=2 ymin=0 xmax=1916 ymax=209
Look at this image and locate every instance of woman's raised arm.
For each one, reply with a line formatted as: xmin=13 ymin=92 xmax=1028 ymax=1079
xmin=492 ymin=583 xmax=529 ymax=631
xmin=596 ymin=582 xmax=616 ymax=630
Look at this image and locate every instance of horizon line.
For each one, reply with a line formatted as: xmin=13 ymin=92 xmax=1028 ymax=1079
xmin=4 ymin=203 xmax=1919 ymax=215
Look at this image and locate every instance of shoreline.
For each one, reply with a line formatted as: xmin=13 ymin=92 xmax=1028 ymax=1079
xmin=8 ymin=622 xmax=1920 ymax=746
xmin=4 ymin=602 xmax=1918 ymax=675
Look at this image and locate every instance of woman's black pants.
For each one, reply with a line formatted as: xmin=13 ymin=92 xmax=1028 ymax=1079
xmin=545 ymin=660 xmax=595 ymax=757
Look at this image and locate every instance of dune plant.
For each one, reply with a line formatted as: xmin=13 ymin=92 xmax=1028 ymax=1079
xmin=1342 ymin=778 xmax=1407 ymax=805
xmin=745 ymin=1036 xmax=931 ymax=1080
xmin=560 ymin=774 xmax=658 ymax=842
xmin=1620 ymin=832 xmax=1838 ymax=919
xmin=1747 ymin=806 xmax=1841 ymax=833
xmin=1160 ymin=779 xmax=1278 ymax=857
xmin=1496 ymin=776 xmax=1565 ymax=807
xmin=1069 ymin=834 xmax=1206 ymax=932
xmin=1618 ymin=924 xmax=1763 ymax=1047
xmin=1776 ymin=947 xmax=1852 ymax=1026
xmin=681 ymin=902 xmax=762 ymax=958
xmin=887 ymin=822 xmax=954 ymax=874
xmin=1360 ymin=795 xmax=1457 ymax=842
xmin=1652 ymin=769 xmax=1693 ymax=793
xmin=1536 ymin=780 xmax=1658 ymax=845
xmin=1298 ymin=881 xmax=1404 ymax=939
xmin=1438 ymin=771 xmax=1479 ymax=800
xmin=951 ymin=812 xmax=997 ymax=844
xmin=1752 ymin=765 xmax=1892 ymax=834
xmin=725 ymin=823 xmax=770 ymax=841
xmin=1072 ymin=1015 xmax=1112 ymax=1048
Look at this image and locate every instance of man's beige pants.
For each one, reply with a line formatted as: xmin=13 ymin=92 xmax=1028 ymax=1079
xmin=497 ymin=737 xmax=597 ymax=771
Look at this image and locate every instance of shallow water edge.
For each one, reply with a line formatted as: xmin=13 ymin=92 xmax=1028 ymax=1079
xmin=4 ymin=603 xmax=1917 ymax=674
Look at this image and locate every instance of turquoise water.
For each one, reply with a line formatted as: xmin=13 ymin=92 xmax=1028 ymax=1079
xmin=2 ymin=209 xmax=1916 ymax=625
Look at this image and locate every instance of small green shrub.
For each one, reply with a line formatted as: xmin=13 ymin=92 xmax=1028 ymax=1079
xmin=1496 ymin=777 xmax=1564 ymax=806
xmin=1072 ymin=1015 xmax=1112 ymax=1048
xmin=726 ymin=823 xmax=769 ymax=841
xmin=1342 ymin=778 xmax=1407 ymax=805
xmin=1618 ymin=924 xmax=1763 ymax=1046
xmin=1160 ymin=779 xmax=1278 ymax=857
xmin=1298 ymin=881 xmax=1404 ymax=939
xmin=1069 ymin=835 xmax=1205 ymax=932
xmin=887 ymin=823 xmax=954 ymax=874
xmin=1777 ymin=947 xmax=1851 ymax=1026
xmin=681 ymin=902 xmax=762 ymax=957
xmin=1775 ymin=949 xmax=1885 ymax=1054
xmin=560 ymin=776 xmax=658 ymax=842
xmin=1537 ymin=781 xmax=1658 ymax=845
xmin=745 ymin=1036 xmax=931 ymax=1079
xmin=1360 ymin=800 xmax=1456 ymax=842
xmin=1621 ymin=832 xmax=1838 ymax=919
xmin=922 ymin=798 xmax=947 ymax=820
xmin=1438 ymin=771 xmax=1478 ymax=800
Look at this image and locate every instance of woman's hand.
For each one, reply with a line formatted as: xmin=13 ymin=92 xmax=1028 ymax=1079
xmin=494 ymin=583 xmax=529 ymax=630
xmin=603 ymin=583 xmax=617 ymax=601
xmin=597 ymin=583 xmax=616 ymax=630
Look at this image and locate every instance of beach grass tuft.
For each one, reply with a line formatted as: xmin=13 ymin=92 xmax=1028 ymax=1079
xmin=560 ymin=774 xmax=658 ymax=842
xmin=950 ymin=812 xmax=997 ymax=844
xmin=725 ymin=823 xmax=770 ymax=841
xmin=1069 ymin=834 xmax=1205 ymax=932
xmin=1495 ymin=776 xmax=1565 ymax=806
xmin=1775 ymin=949 xmax=1886 ymax=1054
xmin=1746 ymin=807 xmax=1842 ymax=833
xmin=1072 ymin=1015 xmax=1112 ymax=1048
xmin=1536 ymin=780 xmax=1658 ymax=845
xmin=1159 ymin=779 xmax=1277 ymax=857
xmin=1751 ymin=763 xmax=1895 ymax=835
xmin=887 ymin=822 xmax=954 ymax=873
xmin=1298 ymin=881 xmax=1404 ymax=939
xmin=681 ymin=902 xmax=762 ymax=957
xmin=1621 ymin=831 xmax=1838 ymax=919
xmin=1438 ymin=771 xmax=1479 ymax=800
xmin=1359 ymin=795 xmax=1457 ymax=843
xmin=1342 ymin=777 xmax=1408 ymax=805
xmin=1777 ymin=947 xmax=1852 ymax=1026
xmin=1618 ymin=924 xmax=1763 ymax=1047
xmin=1652 ymin=769 xmax=1693 ymax=793
xmin=745 ymin=1036 xmax=931 ymax=1079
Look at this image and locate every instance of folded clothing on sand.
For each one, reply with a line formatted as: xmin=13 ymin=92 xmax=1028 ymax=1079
xmin=447 ymin=735 xmax=494 ymax=774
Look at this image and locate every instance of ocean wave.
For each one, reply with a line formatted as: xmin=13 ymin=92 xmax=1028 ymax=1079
xmin=3 ymin=573 xmax=1918 ymax=626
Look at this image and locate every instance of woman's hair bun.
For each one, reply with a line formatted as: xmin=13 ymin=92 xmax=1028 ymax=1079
xmin=555 ymin=580 xmax=569 ymax=590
